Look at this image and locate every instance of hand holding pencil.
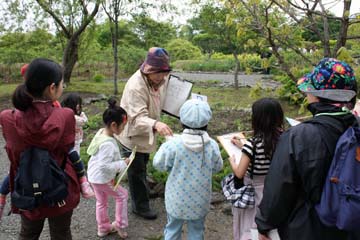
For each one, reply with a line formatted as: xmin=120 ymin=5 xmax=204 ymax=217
xmin=231 ymin=135 xmax=244 ymax=149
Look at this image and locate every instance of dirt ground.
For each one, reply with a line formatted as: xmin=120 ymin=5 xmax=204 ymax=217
xmin=0 ymin=92 xmax=241 ymax=240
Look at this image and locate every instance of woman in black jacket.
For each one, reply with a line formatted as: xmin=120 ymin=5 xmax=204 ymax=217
xmin=255 ymin=58 xmax=360 ymax=240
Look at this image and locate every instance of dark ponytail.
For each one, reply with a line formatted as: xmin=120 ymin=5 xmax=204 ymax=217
xmin=12 ymin=84 xmax=34 ymax=111
xmin=12 ymin=58 xmax=63 ymax=111
xmin=103 ymin=98 xmax=127 ymax=127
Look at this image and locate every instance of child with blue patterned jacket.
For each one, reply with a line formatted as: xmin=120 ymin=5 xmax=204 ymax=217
xmin=153 ymin=99 xmax=223 ymax=240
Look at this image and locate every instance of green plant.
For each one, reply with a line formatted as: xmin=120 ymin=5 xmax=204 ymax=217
xmin=93 ymin=73 xmax=105 ymax=83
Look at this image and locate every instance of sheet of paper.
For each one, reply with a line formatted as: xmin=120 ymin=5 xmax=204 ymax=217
xmin=286 ymin=117 xmax=301 ymax=126
xmin=113 ymin=146 xmax=137 ymax=190
xmin=217 ymin=132 xmax=246 ymax=165
xmin=162 ymin=75 xmax=193 ymax=118
xmin=250 ymin=228 xmax=280 ymax=240
xmin=191 ymin=93 xmax=208 ymax=102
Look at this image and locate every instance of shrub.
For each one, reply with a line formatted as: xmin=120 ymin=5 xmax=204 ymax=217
xmin=166 ymin=39 xmax=202 ymax=62
xmin=93 ymin=73 xmax=105 ymax=82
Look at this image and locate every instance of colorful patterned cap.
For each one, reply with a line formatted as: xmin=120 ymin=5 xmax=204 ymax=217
xmin=297 ymin=58 xmax=357 ymax=102
xmin=140 ymin=47 xmax=171 ymax=74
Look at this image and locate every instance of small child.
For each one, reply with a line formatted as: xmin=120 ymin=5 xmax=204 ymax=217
xmin=87 ymin=98 xmax=129 ymax=238
xmin=61 ymin=93 xmax=88 ymax=153
xmin=228 ymin=98 xmax=284 ymax=240
xmin=61 ymin=93 xmax=94 ymax=198
xmin=153 ymin=99 xmax=223 ymax=240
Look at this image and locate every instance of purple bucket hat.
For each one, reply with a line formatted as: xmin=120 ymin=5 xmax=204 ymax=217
xmin=140 ymin=47 xmax=171 ymax=74
xmin=297 ymin=58 xmax=357 ymax=102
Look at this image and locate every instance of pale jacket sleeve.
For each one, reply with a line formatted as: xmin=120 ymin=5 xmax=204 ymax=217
xmin=153 ymin=142 xmax=175 ymax=172
xmin=210 ymin=140 xmax=223 ymax=173
xmin=122 ymin=87 xmax=157 ymax=136
xmin=75 ymin=112 xmax=88 ymax=127
xmin=99 ymin=142 xmax=127 ymax=174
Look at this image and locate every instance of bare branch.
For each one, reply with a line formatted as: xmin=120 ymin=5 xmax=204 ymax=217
xmin=35 ymin=0 xmax=70 ymax=38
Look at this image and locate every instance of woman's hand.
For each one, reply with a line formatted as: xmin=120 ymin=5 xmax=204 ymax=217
xmin=231 ymin=136 xmax=243 ymax=148
xmin=154 ymin=121 xmax=173 ymax=136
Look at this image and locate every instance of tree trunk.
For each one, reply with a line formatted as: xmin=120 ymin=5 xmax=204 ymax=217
xmin=62 ymin=35 xmax=80 ymax=83
xmin=233 ymin=52 xmax=240 ymax=89
xmin=319 ymin=1 xmax=331 ymax=57
xmin=113 ymin=19 xmax=119 ymax=95
xmin=333 ymin=0 xmax=351 ymax=56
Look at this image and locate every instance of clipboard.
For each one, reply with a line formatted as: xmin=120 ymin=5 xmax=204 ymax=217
xmin=113 ymin=146 xmax=137 ymax=190
xmin=162 ymin=75 xmax=193 ymax=118
xmin=217 ymin=132 xmax=246 ymax=165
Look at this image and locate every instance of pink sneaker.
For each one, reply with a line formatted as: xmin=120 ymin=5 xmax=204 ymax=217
xmin=117 ymin=228 xmax=128 ymax=239
xmin=97 ymin=222 xmax=117 ymax=237
xmin=111 ymin=222 xmax=128 ymax=239
xmin=0 ymin=204 xmax=5 ymax=221
xmin=80 ymin=181 xmax=95 ymax=198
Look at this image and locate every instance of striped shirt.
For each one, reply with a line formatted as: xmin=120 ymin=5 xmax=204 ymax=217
xmin=241 ymin=136 xmax=271 ymax=176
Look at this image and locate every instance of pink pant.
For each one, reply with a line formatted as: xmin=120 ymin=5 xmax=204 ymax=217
xmin=232 ymin=175 xmax=266 ymax=240
xmin=91 ymin=182 xmax=128 ymax=232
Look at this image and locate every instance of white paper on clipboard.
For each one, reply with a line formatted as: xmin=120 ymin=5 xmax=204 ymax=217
xmin=162 ymin=75 xmax=193 ymax=118
xmin=217 ymin=132 xmax=246 ymax=164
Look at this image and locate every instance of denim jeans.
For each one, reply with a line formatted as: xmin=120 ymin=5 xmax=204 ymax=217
xmin=164 ymin=214 xmax=205 ymax=240
xmin=0 ymin=175 xmax=10 ymax=195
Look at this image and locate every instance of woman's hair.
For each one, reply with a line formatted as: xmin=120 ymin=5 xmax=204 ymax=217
xmin=12 ymin=58 xmax=63 ymax=111
xmin=103 ymin=98 xmax=127 ymax=127
xmin=61 ymin=93 xmax=82 ymax=115
xmin=252 ymin=98 xmax=284 ymax=156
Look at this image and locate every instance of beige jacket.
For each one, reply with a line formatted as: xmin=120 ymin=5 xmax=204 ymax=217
xmin=118 ymin=70 xmax=168 ymax=153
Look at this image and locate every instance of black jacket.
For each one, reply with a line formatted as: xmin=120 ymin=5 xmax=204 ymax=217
xmin=255 ymin=102 xmax=360 ymax=240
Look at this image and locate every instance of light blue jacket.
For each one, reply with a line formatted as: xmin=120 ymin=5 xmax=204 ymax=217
xmin=153 ymin=129 xmax=223 ymax=220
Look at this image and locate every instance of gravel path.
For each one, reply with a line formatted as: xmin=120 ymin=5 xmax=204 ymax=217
xmin=0 ymin=133 xmax=233 ymax=240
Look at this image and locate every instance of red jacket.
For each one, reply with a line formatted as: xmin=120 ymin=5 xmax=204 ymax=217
xmin=0 ymin=101 xmax=80 ymax=220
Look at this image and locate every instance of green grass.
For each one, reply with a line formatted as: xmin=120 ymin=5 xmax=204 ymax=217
xmin=0 ymin=83 xmax=17 ymax=97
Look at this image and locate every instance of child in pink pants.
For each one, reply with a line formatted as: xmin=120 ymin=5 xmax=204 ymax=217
xmin=87 ymin=98 xmax=130 ymax=238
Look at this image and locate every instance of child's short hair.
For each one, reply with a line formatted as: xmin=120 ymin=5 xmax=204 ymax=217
xmin=103 ymin=98 xmax=127 ymax=127
xmin=61 ymin=93 xmax=82 ymax=115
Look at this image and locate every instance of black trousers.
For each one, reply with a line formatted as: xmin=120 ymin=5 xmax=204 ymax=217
xmin=19 ymin=210 xmax=73 ymax=240
xmin=120 ymin=144 xmax=151 ymax=212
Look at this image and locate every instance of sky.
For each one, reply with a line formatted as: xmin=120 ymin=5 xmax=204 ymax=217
xmin=1 ymin=0 xmax=360 ymax=33
xmin=148 ymin=0 xmax=360 ymax=26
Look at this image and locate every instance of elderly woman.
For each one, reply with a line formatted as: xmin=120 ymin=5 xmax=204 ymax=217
xmin=118 ymin=47 xmax=173 ymax=219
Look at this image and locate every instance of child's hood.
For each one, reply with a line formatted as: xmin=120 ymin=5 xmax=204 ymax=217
xmin=180 ymin=129 xmax=211 ymax=152
xmin=87 ymin=128 xmax=114 ymax=155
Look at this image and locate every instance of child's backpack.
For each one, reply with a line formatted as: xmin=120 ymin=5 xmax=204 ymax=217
xmin=315 ymin=125 xmax=360 ymax=231
xmin=11 ymin=147 xmax=68 ymax=210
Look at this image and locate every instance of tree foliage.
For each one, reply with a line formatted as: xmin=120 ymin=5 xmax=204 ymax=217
xmin=165 ymin=38 xmax=202 ymax=61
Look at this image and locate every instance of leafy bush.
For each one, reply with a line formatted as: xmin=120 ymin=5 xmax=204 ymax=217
xmin=166 ymin=39 xmax=202 ymax=62
xmin=93 ymin=73 xmax=105 ymax=82
xmin=173 ymin=53 xmax=262 ymax=72
xmin=173 ymin=59 xmax=235 ymax=72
